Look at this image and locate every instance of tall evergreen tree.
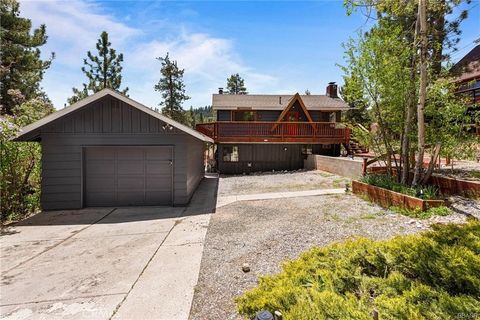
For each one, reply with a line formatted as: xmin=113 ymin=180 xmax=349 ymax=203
xmin=0 ymin=0 xmax=54 ymax=115
xmin=68 ymin=31 xmax=128 ymax=104
xmin=154 ymin=53 xmax=190 ymax=124
xmin=226 ymin=73 xmax=247 ymax=94
xmin=189 ymin=106 xmax=196 ymax=128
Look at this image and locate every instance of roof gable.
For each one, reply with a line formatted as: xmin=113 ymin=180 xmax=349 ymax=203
xmin=276 ymin=93 xmax=314 ymax=122
xmin=15 ymin=89 xmax=213 ymax=143
xmin=272 ymin=93 xmax=315 ymax=130
xmin=451 ymin=45 xmax=480 ymax=81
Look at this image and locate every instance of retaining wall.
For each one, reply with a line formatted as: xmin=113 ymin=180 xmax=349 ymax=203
xmin=352 ymin=180 xmax=445 ymax=211
xmin=366 ymin=166 xmax=480 ymax=198
xmin=305 ymin=155 xmax=364 ymax=178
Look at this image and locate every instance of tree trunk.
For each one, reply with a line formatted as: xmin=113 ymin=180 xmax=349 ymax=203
xmin=412 ymin=0 xmax=428 ymax=187
xmin=401 ymin=17 xmax=420 ymax=185
xmin=169 ymin=74 xmax=174 ymax=114
xmin=421 ymin=143 xmax=441 ymax=185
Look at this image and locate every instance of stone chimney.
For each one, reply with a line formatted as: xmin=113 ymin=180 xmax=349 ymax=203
xmin=326 ymin=82 xmax=338 ymax=98
xmin=218 ymin=87 xmax=224 ymax=94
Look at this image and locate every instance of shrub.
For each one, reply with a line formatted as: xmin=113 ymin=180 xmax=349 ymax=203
xmin=0 ymin=97 xmax=53 ymax=222
xmin=391 ymin=206 xmax=453 ymax=219
xmin=360 ymin=174 xmax=440 ymax=200
xmin=236 ymin=222 xmax=480 ymax=319
xmin=0 ymin=118 xmax=42 ymax=222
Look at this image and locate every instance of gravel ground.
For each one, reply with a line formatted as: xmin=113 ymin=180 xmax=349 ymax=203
xmin=218 ymin=169 xmax=350 ymax=196
xmin=449 ymin=196 xmax=480 ymax=220
xmin=435 ymin=160 xmax=480 ymax=181
xmin=189 ymin=194 xmax=467 ymax=320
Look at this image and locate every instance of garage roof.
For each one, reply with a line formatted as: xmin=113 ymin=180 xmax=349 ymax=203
xmin=15 ymin=89 xmax=214 ymax=143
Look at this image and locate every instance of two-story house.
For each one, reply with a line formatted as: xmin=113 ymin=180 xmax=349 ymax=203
xmin=196 ymin=82 xmax=351 ymax=174
xmin=450 ymin=44 xmax=480 ymax=135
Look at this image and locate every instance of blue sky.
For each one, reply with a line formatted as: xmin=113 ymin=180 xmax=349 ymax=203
xmin=21 ymin=0 xmax=480 ymax=109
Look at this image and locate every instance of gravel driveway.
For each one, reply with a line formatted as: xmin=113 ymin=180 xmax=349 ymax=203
xmin=218 ymin=170 xmax=350 ymax=196
xmin=189 ymin=191 xmax=466 ymax=320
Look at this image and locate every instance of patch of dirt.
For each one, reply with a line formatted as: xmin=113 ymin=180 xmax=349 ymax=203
xmin=189 ymin=194 xmax=467 ymax=320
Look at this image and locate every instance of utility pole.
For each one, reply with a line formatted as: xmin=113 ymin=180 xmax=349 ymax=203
xmin=412 ymin=0 xmax=428 ymax=187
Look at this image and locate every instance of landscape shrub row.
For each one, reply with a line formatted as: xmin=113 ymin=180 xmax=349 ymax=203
xmin=360 ymin=174 xmax=440 ymax=200
xmin=236 ymin=221 xmax=480 ymax=319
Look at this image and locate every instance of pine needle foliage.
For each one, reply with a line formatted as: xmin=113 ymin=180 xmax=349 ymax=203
xmin=226 ymin=73 xmax=247 ymax=95
xmin=237 ymin=221 xmax=480 ymax=319
xmin=0 ymin=0 xmax=54 ymax=115
xmin=68 ymin=31 xmax=128 ymax=104
xmin=154 ymin=53 xmax=190 ymax=124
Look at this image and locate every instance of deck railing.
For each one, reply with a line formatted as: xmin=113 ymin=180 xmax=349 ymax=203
xmin=196 ymin=121 xmax=350 ymax=144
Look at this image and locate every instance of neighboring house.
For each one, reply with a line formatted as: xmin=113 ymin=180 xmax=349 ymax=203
xmin=15 ymin=89 xmax=213 ymax=210
xmin=196 ymin=82 xmax=351 ymax=174
xmin=450 ymin=44 xmax=480 ymax=135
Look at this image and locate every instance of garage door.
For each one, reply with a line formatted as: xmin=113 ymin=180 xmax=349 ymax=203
xmin=84 ymin=146 xmax=173 ymax=206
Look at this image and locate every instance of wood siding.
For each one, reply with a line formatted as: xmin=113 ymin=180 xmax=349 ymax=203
xmin=186 ymin=135 xmax=206 ymax=201
xmin=39 ymin=95 xmax=205 ymax=210
xmin=217 ymin=143 xmax=340 ymax=174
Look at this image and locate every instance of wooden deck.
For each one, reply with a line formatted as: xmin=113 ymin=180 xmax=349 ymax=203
xmin=196 ymin=121 xmax=350 ymax=144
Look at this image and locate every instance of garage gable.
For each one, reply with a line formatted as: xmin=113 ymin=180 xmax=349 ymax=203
xmin=15 ymin=89 xmax=213 ymax=142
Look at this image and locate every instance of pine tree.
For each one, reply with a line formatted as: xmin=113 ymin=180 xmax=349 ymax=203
xmin=154 ymin=53 xmax=190 ymax=124
xmin=189 ymin=106 xmax=196 ymax=128
xmin=0 ymin=0 xmax=54 ymax=115
xmin=68 ymin=31 xmax=128 ymax=104
xmin=226 ymin=73 xmax=247 ymax=94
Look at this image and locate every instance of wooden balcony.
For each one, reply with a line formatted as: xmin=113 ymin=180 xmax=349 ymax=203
xmin=196 ymin=121 xmax=350 ymax=144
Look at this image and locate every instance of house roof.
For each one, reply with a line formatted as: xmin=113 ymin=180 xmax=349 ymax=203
xmin=15 ymin=88 xmax=214 ymax=143
xmin=450 ymin=44 xmax=480 ymax=82
xmin=212 ymin=93 xmax=350 ymax=111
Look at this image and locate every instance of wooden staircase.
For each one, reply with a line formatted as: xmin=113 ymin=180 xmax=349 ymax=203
xmin=342 ymin=124 xmax=369 ymax=155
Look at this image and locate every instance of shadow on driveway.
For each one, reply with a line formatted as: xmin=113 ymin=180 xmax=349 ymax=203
xmin=1 ymin=175 xmax=218 ymax=230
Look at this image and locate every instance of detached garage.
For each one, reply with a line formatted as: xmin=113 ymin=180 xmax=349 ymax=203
xmin=15 ymin=89 xmax=213 ymax=210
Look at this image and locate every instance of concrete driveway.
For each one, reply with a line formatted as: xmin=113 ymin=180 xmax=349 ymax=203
xmin=1 ymin=178 xmax=218 ymax=320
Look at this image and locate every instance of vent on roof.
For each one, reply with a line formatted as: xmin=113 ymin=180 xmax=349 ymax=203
xmin=218 ymin=88 xmax=224 ymax=94
xmin=279 ymin=96 xmax=282 ymax=104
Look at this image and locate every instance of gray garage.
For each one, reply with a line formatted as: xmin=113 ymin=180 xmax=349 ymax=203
xmin=15 ymin=89 xmax=213 ymax=210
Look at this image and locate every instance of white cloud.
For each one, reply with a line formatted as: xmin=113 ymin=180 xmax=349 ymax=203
xmin=19 ymin=0 xmax=278 ymax=108
xmin=126 ymin=32 xmax=278 ymax=108
xmin=20 ymin=0 xmax=141 ymax=67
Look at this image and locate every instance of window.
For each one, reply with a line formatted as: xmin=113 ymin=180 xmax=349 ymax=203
xmin=474 ymin=88 xmax=480 ymax=104
xmin=234 ymin=111 xmax=256 ymax=121
xmin=301 ymin=145 xmax=313 ymax=155
xmin=223 ymin=146 xmax=239 ymax=162
xmin=329 ymin=112 xmax=337 ymax=122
